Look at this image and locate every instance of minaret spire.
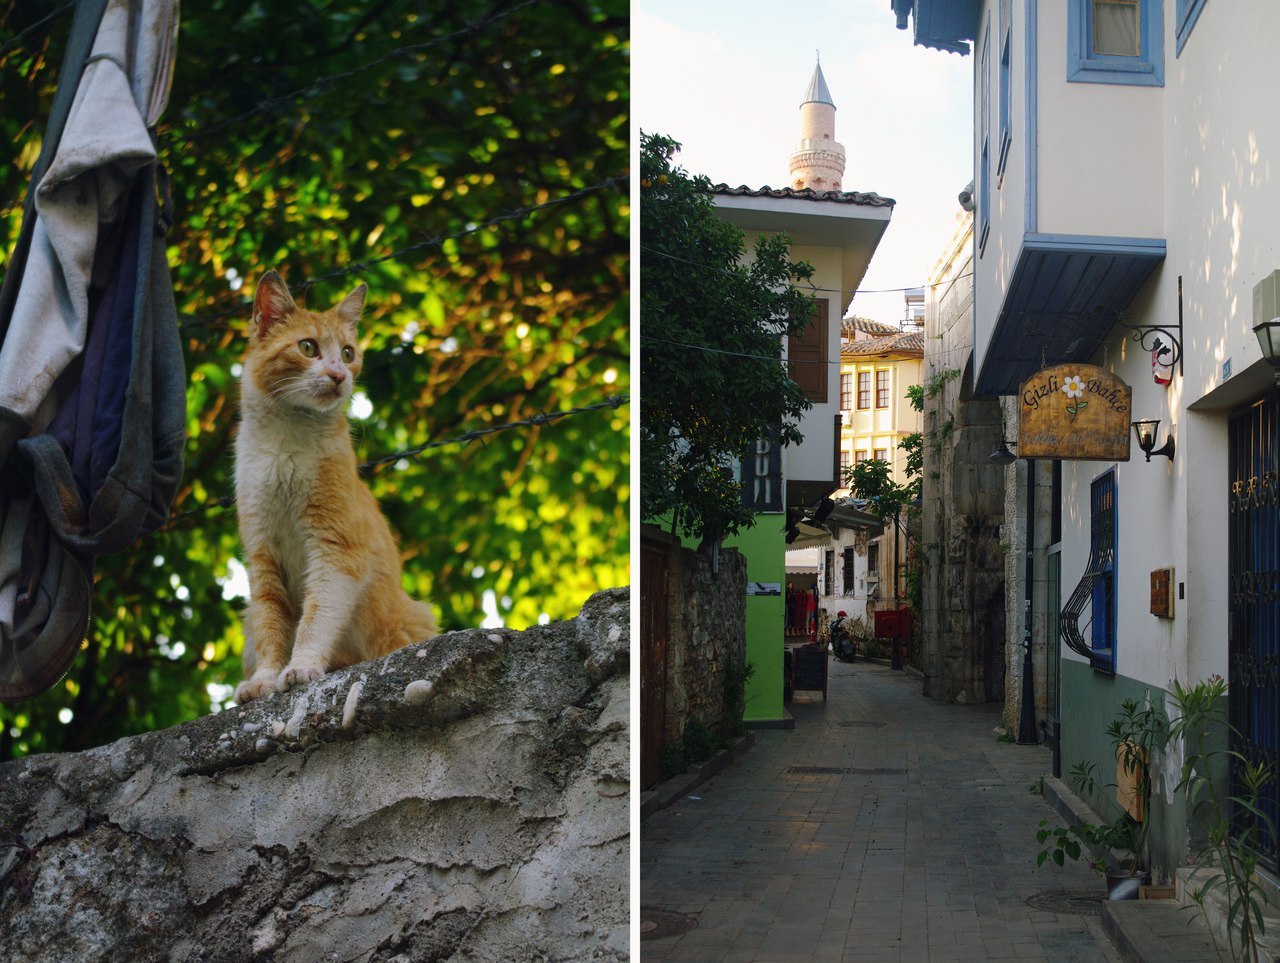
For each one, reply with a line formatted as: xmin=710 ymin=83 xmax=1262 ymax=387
xmin=789 ymin=58 xmax=846 ymax=192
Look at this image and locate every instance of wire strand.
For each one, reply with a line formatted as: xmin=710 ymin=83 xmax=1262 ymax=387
xmin=179 ymin=0 xmax=545 ymax=143
xmin=640 ymin=243 xmax=973 ymax=301
xmin=179 ymin=174 xmax=627 ymax=332
xmin=0 ymin=3 xmax=74 ymax=60
xmin=162 ymin=394 xmax=628 ymax=526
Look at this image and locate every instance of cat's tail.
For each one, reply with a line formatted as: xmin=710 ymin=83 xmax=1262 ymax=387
xmin=398 ymin=596 xmax=438 ymax=648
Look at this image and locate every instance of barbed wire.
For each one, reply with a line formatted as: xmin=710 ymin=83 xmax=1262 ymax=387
xmin=162 ymin=394 xmax=628 ymax=527
xmin=178 ymin=174 xmax=627 ymax=333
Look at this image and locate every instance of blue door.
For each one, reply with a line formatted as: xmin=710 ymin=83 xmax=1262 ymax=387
xmin=1228 ymin=392 xmax=1280 ymax=871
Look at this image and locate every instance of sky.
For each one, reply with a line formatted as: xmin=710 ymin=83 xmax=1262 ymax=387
xmin=635 ymin=0 xmax=975 ymax=327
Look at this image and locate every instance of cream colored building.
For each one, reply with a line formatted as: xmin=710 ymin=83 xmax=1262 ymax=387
xmin=822 ymin=318 xmax=923 ymax=619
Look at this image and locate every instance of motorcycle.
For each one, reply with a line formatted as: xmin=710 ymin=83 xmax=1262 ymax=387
xmin=830 ymin=613 xmax=857 ymax=663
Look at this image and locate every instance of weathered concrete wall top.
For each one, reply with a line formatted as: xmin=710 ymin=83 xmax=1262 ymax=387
xmin=0 ymin=588 xmax=630 ymax=962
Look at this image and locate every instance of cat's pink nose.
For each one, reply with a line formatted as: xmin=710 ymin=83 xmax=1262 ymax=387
xmin=326 ymin=365 xmax=346 ymax=386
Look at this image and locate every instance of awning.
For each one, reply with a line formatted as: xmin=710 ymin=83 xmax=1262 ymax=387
xmin=785 ymin=548 xmax=820 ymax=573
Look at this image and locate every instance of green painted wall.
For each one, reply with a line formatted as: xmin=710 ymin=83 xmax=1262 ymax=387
xmin=726 ymin=516 xmax=786 ymax=723
xmin=1059 ymin=660 xmax=1188 ymax=882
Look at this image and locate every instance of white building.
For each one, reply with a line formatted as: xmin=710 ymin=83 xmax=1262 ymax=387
xmin=894 ymin=0 xmax=1280 ymax=882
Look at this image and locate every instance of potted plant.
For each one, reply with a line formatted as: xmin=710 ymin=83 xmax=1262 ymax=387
xmin=1035 ymin=696 xmax=1168 ymax=900
xmin=1167 ymin=675 xmax=1277 ymax=962
xmin=1036 ymin=808 xmax=1146 ymax=899
xmin=1104 ymin=696 xmax=1167 ymax=895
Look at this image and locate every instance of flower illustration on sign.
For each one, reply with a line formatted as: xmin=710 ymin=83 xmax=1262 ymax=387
xmin=1062 ymin=373 xmax=1087 ymax=420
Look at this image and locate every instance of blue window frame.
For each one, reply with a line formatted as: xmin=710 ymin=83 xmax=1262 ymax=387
xmin=997 ymin=0 xmax=1012 ymax=179
xmin=1089 ymin=469 xmax=1117 ymax=668
xmin=979 ymin=22 xmax=991 ymax=255
xmin=1175 ymin=0 xmax=1207 ymax=56
xmin=1068 ymin=0 xmax=1164 ymax=87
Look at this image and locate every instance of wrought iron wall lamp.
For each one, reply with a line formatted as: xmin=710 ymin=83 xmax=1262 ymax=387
xmin=1254 ymin=315 xmax=1280 ymax=385
xmin=1132 ymin=419 xmax=1175 ymax=462
xmin=989 ymin=439 xmax=1018 ymax=466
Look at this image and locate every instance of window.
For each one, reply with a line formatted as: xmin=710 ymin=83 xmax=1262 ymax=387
xmin=1174 ymin=0 xmax=1206 ymax=55
xmin=857 ymin=371 xmax=871 ymax=409
xmin=842 ymin=548 xmax=856 ymax=594
xmin=867 ymin=542 xmax=881 ymax=578
xmin=873 ymin=448 xmax=888 ymax=462
xmin=840 ymin=449 xmax=852 ymax=476
xmin=1089 ymin=470 xmax=1117 ymax=665
xmin=1060 ymin=468 xmax=1118 ymax=673
xmin=979 ymin=23 xmax=991 ymax=253
xmin=855 ymin=450 xmax=869 ymax=464
xmin=824 ymin=550 xmax=835 ymax=596
xmin=875 ymin=370 xmax=890 ymax=409
xmin=840 ymin=372 xmax=853 ymax=410
xmin=1068 ymin=0 xmax=1164 ymax=87
xmin=789 ymin=298 xmax=830 ymax=403
xmin=998 ymin=0 xmax=1012 ymax=178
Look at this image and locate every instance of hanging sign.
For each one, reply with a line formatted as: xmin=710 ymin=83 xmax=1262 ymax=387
xmin=741 ymin=423 xmax=783 ymax=512
xmin=1018 ymin=364 xmax=1131 ymax=461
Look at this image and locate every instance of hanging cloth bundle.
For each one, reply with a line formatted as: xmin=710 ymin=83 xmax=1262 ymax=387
xmin=0 ymin=0 xmax=186 ymax=701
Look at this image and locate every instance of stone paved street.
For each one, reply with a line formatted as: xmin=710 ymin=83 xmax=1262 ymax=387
xmin=641 ymin=659 xmax=1123 ymax=962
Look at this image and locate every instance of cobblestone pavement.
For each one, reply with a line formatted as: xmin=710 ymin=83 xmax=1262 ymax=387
xmin=640 ymin=660 xmax=1123 ymax=962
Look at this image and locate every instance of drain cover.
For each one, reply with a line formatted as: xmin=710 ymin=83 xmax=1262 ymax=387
xmin=640 ymin=907 xmax=698 ymax=940
xmin=1025 ymin=890 xmax=1105 ymax=916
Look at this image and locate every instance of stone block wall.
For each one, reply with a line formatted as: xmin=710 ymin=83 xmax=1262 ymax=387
xmin=663 ymin=543 xmax=748 ymax=745
xmin=919 ymin=215 xmax=1012 ymax=706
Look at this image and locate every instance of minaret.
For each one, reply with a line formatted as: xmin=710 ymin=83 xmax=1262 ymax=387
xmin=788 ymin=59 xmax=846 ymax=192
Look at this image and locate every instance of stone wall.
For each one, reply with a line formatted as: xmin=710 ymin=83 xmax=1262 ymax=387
xmin=663 ymin=543 xmax=747 ymax=745
xmin=0 ymin=588 xmax=629 ymax=962
xmin=919 ymin=214 xmax=1011 ymax=705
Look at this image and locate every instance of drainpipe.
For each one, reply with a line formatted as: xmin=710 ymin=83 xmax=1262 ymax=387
xmin=1017 ymin=458 xmax=1038 ymax=745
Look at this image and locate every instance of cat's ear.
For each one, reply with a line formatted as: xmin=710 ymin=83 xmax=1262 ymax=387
xmin=334 ymin=283 xmax=367 ymax=330
xmin=253 ymin=271 xmax=297 ymax=338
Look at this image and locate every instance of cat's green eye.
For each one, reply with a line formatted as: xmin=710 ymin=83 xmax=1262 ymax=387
xmin=341 ymin=345 xmax=355 ymax=363
xmin=298 ymin=339 xmax=319 ymax=358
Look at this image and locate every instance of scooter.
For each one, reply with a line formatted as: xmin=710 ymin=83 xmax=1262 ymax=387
xmin=830 ymin=613 xmax=857 ymax=663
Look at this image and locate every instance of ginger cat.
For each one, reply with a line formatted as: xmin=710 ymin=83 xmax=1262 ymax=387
xmin=233 ymin=271 xmax=437 ymax=704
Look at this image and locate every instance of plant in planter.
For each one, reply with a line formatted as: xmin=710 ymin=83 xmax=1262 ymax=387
xmin=1167 ymin=675 xmax=1277 ymax=963
xmin=1035 ymin=696 xmax=1168 ymax=900
xmin=1105 ymin=696 xmax=1168 ymax=893
xmin=1036 ymin=810 xmax=1145 ymax=897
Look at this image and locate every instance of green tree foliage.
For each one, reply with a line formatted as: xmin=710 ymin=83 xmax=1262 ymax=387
xmin=639 ymin=131 xmax=815 ymax=546
xmin=0 ymin=0 xmax=628 ymax=757
xmin=844 ymin=457 xmax=916 ymax=522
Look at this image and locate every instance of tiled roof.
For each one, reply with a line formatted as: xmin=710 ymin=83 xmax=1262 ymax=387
xmin=841 ymin=331 xmax=924 ymax=357
xmin=711 ymin=184 xmax=896 ymax=208
xmin=842 ymin=317 xmax=900 ymax=339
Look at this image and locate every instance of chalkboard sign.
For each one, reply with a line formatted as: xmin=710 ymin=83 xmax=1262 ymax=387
xmin=790 ymin=646 xmax=828 ymax=700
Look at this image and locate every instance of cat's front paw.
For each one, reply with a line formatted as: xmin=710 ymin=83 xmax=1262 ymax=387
xmin=277 ymin=663 xmax=325 ymax=692
xmin=235 ymin=676 xmax=278 ymax=703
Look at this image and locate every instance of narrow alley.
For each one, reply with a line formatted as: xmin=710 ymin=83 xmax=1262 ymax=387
xmin=641 ymin=660 xmax=1121 ymax=962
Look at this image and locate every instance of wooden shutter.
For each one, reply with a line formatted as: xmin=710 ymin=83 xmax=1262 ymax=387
xmin=789 ymin=298 xmax=829 ymax=403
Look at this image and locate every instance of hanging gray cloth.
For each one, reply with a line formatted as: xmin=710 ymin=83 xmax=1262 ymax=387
xmin=0 ymin=0 xmax=185 ymax=701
